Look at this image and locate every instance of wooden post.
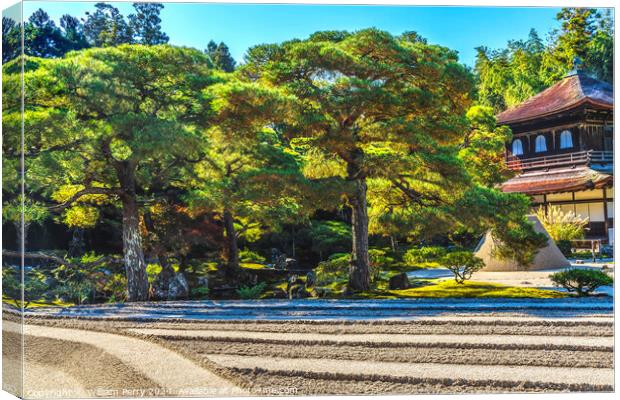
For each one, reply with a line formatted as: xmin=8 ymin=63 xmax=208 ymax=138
xmin=603 ymin=187 xmax=609 ymax=242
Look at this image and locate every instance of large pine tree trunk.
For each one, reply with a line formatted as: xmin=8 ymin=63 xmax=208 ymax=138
xmin=117 ymin=163 xmax=149 ymax=302
xmin=348 ymin=177 xmax=370 ymax=291
xmin=121 ymin=195 xmax=149 ymax=301
xmin=14 ymin=222 xmax=23 ymax=252
xmin=223 ymin=209 xmax=240 ymax=271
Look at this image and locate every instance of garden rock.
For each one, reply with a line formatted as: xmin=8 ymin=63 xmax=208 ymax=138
xmin=197 ymin=276 xmax=209 ymax=288
xmin=305 ymin=271 xmax=316 ymax=287
xmin=168 ymin=273 xmax=190 ymax=300
xmin=289 ymin=284 xmax=310 ymax=299
xmin=271 ymin=248 xmax=298 ymax=270
xmin=388 ymin=273 xmax=410 ymax=290
xmin=287 ymin=274 xmax=310 ymax=299
xmin=152 ymin=266 xmax=174 ymax=300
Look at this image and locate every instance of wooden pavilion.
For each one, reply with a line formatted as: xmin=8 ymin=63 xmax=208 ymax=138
xmin=497 ymin=66 xmax=614 ymax=243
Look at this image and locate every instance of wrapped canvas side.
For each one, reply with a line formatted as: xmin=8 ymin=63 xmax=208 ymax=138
xmin=2 ymin=1 xmax=25 ymax=398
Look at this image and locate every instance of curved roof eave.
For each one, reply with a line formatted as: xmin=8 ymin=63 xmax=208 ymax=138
xmin=498 ymin=98 xmax=614 ymax=126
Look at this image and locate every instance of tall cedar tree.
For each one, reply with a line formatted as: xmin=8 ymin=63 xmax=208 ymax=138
xmin=59 ymin=15 xmax=90 ymax=51
xmin=83 ymin=3 xmax=133 ymax=47
xmin=205 ymin=40 xmax=236 ymax=72
xmin=3 ymin=12 xmax=89 ymax=64
xmin=475 ymin=7 xmax=613 ymax=111
xmin=2 ymin=16 xmax=21 ymax=63
xmin=24 ymin=9 xmax=67 ymax=58
xmin=129 ymin=3 xmax=169 ymax=45
xmin=2 ymin=46 xmax=214 ymax=301
xmin=4 ymin=3 xmax=172 ymax=64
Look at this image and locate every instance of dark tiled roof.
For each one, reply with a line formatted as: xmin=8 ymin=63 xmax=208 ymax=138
xmin=501 ymin=166 xmax=612 ymax=195
xmin=497 ymin=73 xmax=613 ymax=125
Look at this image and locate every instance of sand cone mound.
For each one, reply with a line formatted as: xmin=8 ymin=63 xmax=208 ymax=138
xmin=475 ymin=215 xmax=571 ymax=272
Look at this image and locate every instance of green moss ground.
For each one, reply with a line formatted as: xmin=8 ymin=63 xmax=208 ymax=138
xmin=240 ymin=262 xmax=268 ymax=270
xmin=353 ymin=280 xmax=565 ymax=299
xmin=3 ymin=296 xmax=74 ymax=308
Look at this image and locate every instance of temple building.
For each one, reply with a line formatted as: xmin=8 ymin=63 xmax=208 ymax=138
xmin=497 ymin=66 xmax=614 ymax=244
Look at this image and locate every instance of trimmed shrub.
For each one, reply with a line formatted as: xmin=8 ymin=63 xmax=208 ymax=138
xmin=190 ymin=286 xmax=210 ymax=299
xmin=54 ymin=281 xmax=94 ymax=305
xmin=368 ymin=248 xmax=394 ymax=283
xmin=316 ymin=253 xmax=349 ymax=273
xmin=239 ymin=249 xmax=266 ymax=264
xmin=572 ymin=250 xmax=596 ymax=260
xmin=314 ymin=253 xmax=349 ymax=286
xmin=550 ymin=269 xmax=613 ymax=296
xmin=236 ymin=282 xmax=267 ymax=299
xmin=2 ymin=266 xmax=49 ymax=308
xmin=403 ymin=246 xmax=447 ymax=265
xmin=441 ymin=251 xmax=485 ymax=284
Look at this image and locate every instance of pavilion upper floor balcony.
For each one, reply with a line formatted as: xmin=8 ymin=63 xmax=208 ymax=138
xmin=505 ymin=150 xmax=613 ymax=173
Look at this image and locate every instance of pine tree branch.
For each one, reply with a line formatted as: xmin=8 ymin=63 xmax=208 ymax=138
xmin=49 ymin=187 xmax=120 ymax=211
xmin=2 ymin=250 xmax=123 ymax=269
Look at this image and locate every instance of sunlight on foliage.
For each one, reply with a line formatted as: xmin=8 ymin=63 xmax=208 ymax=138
xmin=110 ymin=138 xmax=133 ymax=161
xmin=63 ymin=205 xmax=100 ymax=228
xmin=536 ymin=205 xmax=589 ymax=242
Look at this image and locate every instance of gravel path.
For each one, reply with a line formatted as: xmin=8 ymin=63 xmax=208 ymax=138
xmin=24 ymin=361 xmax=89 ymax=399
xmin=131 ymin=327 xmax=613 ymax=348
xmin=471 ymin=264 xmax=614 ymax=289
xmin=208 ymin=354 xmax=614 ymax=386
xmin=3 ymin=321 xmax=247 ymax=398
xmin=3 ymin=329 xmax=159 ymax=399
xmin=162 ymin=338 xmax=613 ymax=368
xmin=22 ymin=297 xmax=614 ymax=321
xmin=3 ymin=298 xmax=614 ymax=396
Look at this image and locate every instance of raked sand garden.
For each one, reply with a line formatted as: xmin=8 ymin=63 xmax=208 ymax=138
xmin=3 ymin=269 xmax=614 ymax=398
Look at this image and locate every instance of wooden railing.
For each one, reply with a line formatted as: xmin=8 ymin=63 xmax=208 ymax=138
xmin=506 ymin=150 xmax=613 ymax=172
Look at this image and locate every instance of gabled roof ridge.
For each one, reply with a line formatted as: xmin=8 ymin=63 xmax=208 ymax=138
xmin=575 ymin=73 xmax=587 ymax=99
xmin=496 ymin=73 xmax=613 ymax=125
xmin=498 ymin=76 xmax=569 ymax=115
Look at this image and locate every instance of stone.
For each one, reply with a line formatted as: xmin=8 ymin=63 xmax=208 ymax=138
xmin=168 ymin=273 xmax=190 ymax=300
xmin=305 ymin=271 xmax=316 ymax=287
xmin=388 ymin=272 xmax=410 ymax=290
xmin=285 ymin=258 xmax=298 ymax=269
xmin=274 ymin=254 xmax=287 ymax=270
xmin=197 ymin=276 xmax=209 ymax=287
xmin=152 ymin=265 xmax=175 ymax=300
xmin=289 ymin=284 xmax=310 ymax=299
xmin=271 ymin=248 xmax=298 ymax=270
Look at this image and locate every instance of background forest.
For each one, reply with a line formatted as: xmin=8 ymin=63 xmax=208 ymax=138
xmin=1 ymin=4 xmax=614 ymax=304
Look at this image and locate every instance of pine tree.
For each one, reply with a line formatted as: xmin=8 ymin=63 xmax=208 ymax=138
xmin=243 ymin=29 xmax=475 ymax=291
xmin=3 ymin=46 xmax=214 ymax=301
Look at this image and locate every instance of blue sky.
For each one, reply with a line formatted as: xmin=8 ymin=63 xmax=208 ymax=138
xmin=21 ymin=2 xmax=573 ymax=67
